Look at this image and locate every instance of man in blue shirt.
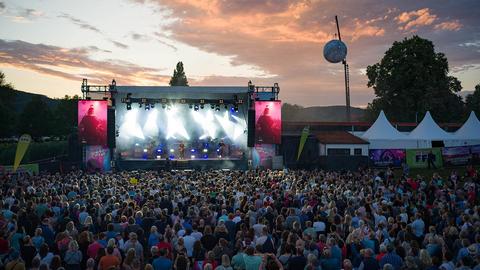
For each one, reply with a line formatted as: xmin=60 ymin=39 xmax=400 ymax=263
xmin=153 ymin=248 xmax=172 ymax=270
xmin=379 ymin=245 xmax=403 ymax=270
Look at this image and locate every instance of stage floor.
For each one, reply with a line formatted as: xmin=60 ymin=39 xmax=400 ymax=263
xmin=116 ymin=158 xmax=248 ymax=171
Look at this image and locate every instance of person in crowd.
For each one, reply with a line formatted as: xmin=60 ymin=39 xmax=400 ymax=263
xmin=0 ymin=168 xmax=477 ymax=270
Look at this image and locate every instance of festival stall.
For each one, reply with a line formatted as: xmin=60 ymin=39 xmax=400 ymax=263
xmin=452 ymin=111 xmax=480 ymax=146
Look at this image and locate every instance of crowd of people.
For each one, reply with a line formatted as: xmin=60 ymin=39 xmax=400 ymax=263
xmin=0 ymin=166 xmax=478 ymax=270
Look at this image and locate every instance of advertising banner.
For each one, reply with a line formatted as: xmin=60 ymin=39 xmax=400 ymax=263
xmin=78 ymin=100 xmax=107 ymax=146
xmin=0 ymin=163 xmax=39 ymax=176
xmin=406 ymin=148 xmax=443 ymax=168
xmin=252 ymin=144 xmax=276 ymax=169
xmin=442 ymin=146 xmax=471 ymax=166
xmin=471 ymin=145 xmax=480 ymax=165
xmin=369 ymin=149 xmax=406 ymax=167
xmin=255 ymin=101 xmax=281 ymax=144
xmin=85 ymin=145 xmax=111 ymax=172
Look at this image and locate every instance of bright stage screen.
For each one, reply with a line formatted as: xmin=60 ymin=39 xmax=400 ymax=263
xmin=116 ymin=104 xmax=248 ymax=160
xmin=78 ymin=100 xmax=107 ymax=146
xmin=255 ymin=101 xmax=281 ymax=144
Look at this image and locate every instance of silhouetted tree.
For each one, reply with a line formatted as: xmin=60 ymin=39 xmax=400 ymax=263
xmin=0 ymin=71 xmax=16 ymax=137
xmin=466 ymin=83 xmax=480 ymax=116
xmin=169 ymin=61 xmax=189 ymax=86
xmin=17 ymin=96 xmax=53 ymax=138
xmin=366 ymin=35 xmax=464 ymax=122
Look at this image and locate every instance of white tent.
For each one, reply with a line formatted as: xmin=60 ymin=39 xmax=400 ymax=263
xmin=361 ymin=111 xmax=416 ymax=149
xmin=408 ymin=111 xmax=452 ymax=148
xmin=451 ymin=111 xmax=480 ymax=146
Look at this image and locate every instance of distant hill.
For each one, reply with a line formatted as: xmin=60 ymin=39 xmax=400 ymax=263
xmin=282 ymin=104 xmax=366 ymax=122
xmin=2 ymin=87 xmax=59 ymax=113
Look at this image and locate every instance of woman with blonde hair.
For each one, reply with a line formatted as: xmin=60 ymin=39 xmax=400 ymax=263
xmin=418 ymin=249 xmax=432 ymax=269
xmin=215 ymin=254 xmax=233 ymax=270
xmin=64 ymin=240 xmax=82 ymax=270
xmin=106 ymin=238 xmax=122 ymax=261
xmin=123 ymin=248 xmax=141 ymax=270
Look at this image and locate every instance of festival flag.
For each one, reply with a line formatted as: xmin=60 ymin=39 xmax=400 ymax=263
xmin=13 ymin=134 xmax=32 ymax=172
xmin=296 ymin=126 xmax=309 ymax=161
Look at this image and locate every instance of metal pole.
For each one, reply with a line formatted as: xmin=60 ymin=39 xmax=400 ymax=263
xmin=335 ymin=15 xmax=351 ymax=122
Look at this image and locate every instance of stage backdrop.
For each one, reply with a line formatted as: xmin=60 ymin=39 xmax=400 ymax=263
xmin=85 ymin=145 xmax=111 ymax=172
xmin=369 ymin=149 xmax=406 ymax=167
xmin=406 ymin=148 xmax=443 ymax=168
xmin=255 ymin=101 xmax=281 ymax=144
xmin=253 ymin=144 xmax=276 ymax=169
xmin=442 ymin=146 xmax=471 ymax=166
xmin=78 ymin=100 xmax=107 ymax=146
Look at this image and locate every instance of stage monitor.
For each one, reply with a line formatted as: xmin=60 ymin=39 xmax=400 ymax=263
xmin=78 ymin=100 xmax=107 ymax=146
xmin=255 ymin=101 xmax=281 ymax=144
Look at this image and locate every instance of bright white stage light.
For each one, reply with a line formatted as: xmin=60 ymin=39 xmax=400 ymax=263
xmin=143 ymin=109 xmax=159 ymax=138
xmin=192 ymin=110 xmax=217 ymax=139
xmin=119 ymin=108 xmax=145 ymax=139
xmin=170 ymin=149 xmax=175 ymax=153
xmin=215 ymin=111 xmax=234 ymax=139
xmin=203 ymin=149 xmax=208 ymax=153
xmin=232 ymin=115 xmax=247 ymax=140
xmin=191 ymin=155 xmax=195 ymax=159
xmin=156 ymin=155 xmax=161 ymax=159
xmin=166 ymin=106 xmax=190 ymax=140
xmin=143 ymin=149 xmax=148 ymax=153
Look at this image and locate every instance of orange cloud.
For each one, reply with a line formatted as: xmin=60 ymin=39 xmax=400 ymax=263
xmin=0 ymin=39 xmax=169 ymax=85
xmin=434 ymin=20 xmax=462 ymax=31
xmin=395 ymin=8 xmax=437 ymax=31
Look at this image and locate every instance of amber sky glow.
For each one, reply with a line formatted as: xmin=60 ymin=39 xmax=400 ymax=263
xmin=0 ymin=0 xmax=479 ymax=106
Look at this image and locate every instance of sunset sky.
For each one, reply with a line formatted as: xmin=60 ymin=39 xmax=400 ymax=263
xmin=0 ymin=0 xmax=479 ymax=107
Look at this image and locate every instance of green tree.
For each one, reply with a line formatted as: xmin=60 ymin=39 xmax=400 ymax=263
xmin=169 ymin=61 xmax=189 ymax=86
xmin=466 ymin=83 xmax=480 ymax=116
xmin=52 ymin=95 xmax=79 ymax=137
xmin=0 ymin=71 xmax=17 ymax=137
xmin=17 ymin=96 xmax=53 ymax=138
xmin=365 ymin=35 xmax=464 ymax=122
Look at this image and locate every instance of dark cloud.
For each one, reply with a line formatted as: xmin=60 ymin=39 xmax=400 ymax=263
xmin=0 ymin=39 xmax=168 ymax=85
xmin=109 ymin=39 xmax=129 ymax=49
xmin=58 ymin=13 xmax=101 ymax=33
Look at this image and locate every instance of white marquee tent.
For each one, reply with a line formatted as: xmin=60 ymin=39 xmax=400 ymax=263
xmin=407 ymin=111 xmax=453 ymax=148
xmin=451 ymin=111 xmax=480 ymax=146
xmin=360 ymin=111 xmax=416 ymax=149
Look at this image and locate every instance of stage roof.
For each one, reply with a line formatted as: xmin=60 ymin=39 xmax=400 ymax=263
xmin=116 ymin=86 xmax=249 ymax=94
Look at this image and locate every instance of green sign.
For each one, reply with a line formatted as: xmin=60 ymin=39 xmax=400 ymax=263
xmin=0 ymin=163 xmax=39 ymax=176
xmin=406 ymin=148 xmax=443 ymax=168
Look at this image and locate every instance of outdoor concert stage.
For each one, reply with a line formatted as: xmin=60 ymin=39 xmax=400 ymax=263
xmin=116 ymin=158 xmax=248 ymax=171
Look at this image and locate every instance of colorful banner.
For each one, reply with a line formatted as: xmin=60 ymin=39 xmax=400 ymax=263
xmin=252 ymin=144 xmax=276 ymax=169
xmin=442 ymin=146 xmax=471 ymax=166
xmin=297 ymin=126 xmax=310 ymax=161
xmin=255 ymin=101 xmax=281 ymax=144
xmin=13 ymin=134 xmax=32 ymax=172
xmin=78 ymin=100 xmax=107 ymax=146
xmin=406 ymin=148 xmax=443 ymax=168
xmin=85 ymin=145 xmax=111 ymax=172
xmin=0 ymin=164 xmax=39 ymax=176
xmin=369 ymin=149 xmax=406 ymax=167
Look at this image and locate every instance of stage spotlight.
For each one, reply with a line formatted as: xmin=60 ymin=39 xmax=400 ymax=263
xmin=189 ymin=104 xmax=193 ymax=109
xmin=139 ymin=103 xmax=142 ymax=108
xmin=135 ymin=143 xmax=140 ymax=146
xmin=126 ymin=104 xmax=131 ymax=110
xmin=192 ymin=110 xmax=217 ymax=139
xmin=190 ymin=149 xmax=195 ymax=153
xmin=151 ymin=104 xmax=155 ymax=108
xmin=194 ymin=104 xmax=199 ymax=111
xmin=119 ymin=109 xmax=145 ymax=140
xmin=143 ymin=109 xmax=159 ymax=138
xmin=156 ymin=155 xmax=161 ymax=159
xmin=145 ymin=104 xmax=150 ymax=110
xmin=215 ymin=105 xmax=220 ymax=111
xmin=203 ymin=154 xmax=208 ymax=159
xmin=143 ymin=149 xmax=148 ymax=153
xmin=170 ymin=149 xmax=174 ymax=153
xmin=162 ymin=104 xmax=166 ymax=109
xmin=211 ymin=104 xmax=215 ymax=109
xmin=203 ymin=149 xmax=208 ymax=153
xmin=234 ymin=105 xmax=239 ymax=112
xmin=200 ymin=104 xmax=204 ymax=109
xmin=166 ymin=106 xmax=190 ymax=140
xmin=191 ymin=155 xmax=196 ymax=159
